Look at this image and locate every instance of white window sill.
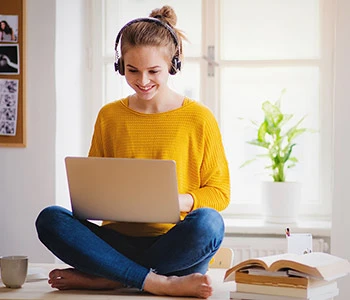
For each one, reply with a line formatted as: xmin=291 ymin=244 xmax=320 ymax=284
xmin=223 ymin=217 xmax=331 ymax=237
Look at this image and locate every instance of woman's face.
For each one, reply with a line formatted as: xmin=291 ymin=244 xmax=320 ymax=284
xmin=123 ymin=46 xmax=171 ymax=101
xmin=0 ymin=22 xmax=5 ymax=30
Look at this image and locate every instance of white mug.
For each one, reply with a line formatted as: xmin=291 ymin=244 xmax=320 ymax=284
xmin=0 ymin=256 xmax=28 ymax=288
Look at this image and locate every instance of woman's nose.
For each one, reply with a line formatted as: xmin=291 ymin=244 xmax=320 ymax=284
xmin=138 ymin=72 xmax=150 ymax=85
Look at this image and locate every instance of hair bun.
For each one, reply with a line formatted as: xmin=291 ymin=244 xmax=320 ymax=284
xmin=150 ymin=5 xmax=177 ymax=27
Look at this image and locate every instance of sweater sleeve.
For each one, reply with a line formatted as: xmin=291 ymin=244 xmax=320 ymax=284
xmin=88 ymin=110 xmax=105 ymax=157
xmin=189 ymin=112 xmax=231 ymax=212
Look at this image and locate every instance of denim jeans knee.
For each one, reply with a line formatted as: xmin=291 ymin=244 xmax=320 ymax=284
xmin=187 ymin=207 xmax=225 ymax=245
xmin=35 ymin=205 xmax=69 ymax=235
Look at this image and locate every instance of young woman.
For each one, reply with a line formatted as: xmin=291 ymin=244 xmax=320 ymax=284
xmin=36 ymin=5 xmax=230 ymax=299
xmin=0 ymin=20 xmax=15 ymax=41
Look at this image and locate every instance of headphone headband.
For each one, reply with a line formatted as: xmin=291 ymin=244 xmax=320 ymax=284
xmin=114 ymin=17 xmax=181 ymax=75
xmin=114 ymin=17 xmax=179 ymax=51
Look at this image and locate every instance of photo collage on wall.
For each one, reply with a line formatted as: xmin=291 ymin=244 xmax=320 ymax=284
xmin=0 ymin=14 xmax=19 ymax=136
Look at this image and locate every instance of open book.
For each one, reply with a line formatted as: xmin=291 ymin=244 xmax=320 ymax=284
xmin=224 ymin=252 xmax=350 ymax=283
xmin=234 ymin=271 xmax=332 ymax=289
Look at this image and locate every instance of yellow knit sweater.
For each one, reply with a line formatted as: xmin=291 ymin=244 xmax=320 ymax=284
xmin=88 ymin=97 xmax=230 ymax=236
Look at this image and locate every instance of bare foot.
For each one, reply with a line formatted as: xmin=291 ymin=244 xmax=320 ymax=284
xmin=143 ymin=272 xmax=213 ymax=299
xmin=48 ymin=268 xmax=123 ymax=290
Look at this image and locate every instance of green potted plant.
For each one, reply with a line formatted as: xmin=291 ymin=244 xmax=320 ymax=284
xmin=241 ymin=89 xmax=314 ymax=223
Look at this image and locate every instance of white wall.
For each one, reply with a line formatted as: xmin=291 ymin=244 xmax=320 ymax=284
xmin=0 ymin=0 xmax=56 ymax=262
xmin=55 ymin=0 xmax=91 ymax=211
xmin=0 ymin=0 xmax=89 ymax=263
xmin=331 ymin=0 xmax=350 ymax=299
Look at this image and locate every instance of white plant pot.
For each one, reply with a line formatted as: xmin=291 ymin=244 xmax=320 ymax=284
xmin=261 ymin=181 xmax=301 ymax=224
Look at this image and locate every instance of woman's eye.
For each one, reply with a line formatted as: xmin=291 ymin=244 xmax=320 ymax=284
xmin=127 ymin=69 xmax=159 ymax=74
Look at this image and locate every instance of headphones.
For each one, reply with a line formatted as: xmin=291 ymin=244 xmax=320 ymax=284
xmin=114 ymin=17 xmax=181 ymax=76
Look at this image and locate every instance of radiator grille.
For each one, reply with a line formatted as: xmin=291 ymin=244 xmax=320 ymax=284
xmin=222 ymin=237 xmax=329 ymax=265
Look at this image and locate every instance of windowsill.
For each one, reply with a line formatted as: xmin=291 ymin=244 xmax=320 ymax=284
xmin=223 ymin=217 xmax=331 ymax=237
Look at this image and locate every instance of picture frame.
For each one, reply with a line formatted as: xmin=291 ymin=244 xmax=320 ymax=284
xmin=0 ymin=0 xmax=26 ymax=147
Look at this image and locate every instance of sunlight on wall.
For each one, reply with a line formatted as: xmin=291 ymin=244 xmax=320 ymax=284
xmin=55 ymin=0 xmax=91 ymax=209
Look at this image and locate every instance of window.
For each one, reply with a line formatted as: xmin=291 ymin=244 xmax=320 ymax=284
xmin=90 ymin=0 xmax=335 ymax=220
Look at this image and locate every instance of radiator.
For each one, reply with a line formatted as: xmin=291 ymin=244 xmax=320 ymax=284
xmin=221 ymin=236 xmax=330 ymax=265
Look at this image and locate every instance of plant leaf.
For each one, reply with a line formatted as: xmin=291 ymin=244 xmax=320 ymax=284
xmin=282 ymin=144 xmax=296 ymax=163
xmin=288 ymin=156 xmax=298 ymax=163
xmin=262 ymin=101 xmax=283 ymax=129
xmin=257 ymin=121 xmax=267 ymax=142
xmin=287 ymin=128 xmax=307 ymax=143
xmin=247 ymin=139 xmax=270 ymax=148
xmin=239 ymin=158 xmax=257 ymax=168
xmin=279 ymin=114 xmax=293 ymax=128
xmin=274 ymin=88 xmax=287 ymax=109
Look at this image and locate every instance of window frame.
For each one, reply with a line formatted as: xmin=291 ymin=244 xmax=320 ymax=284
xmin=89 ymin=0 xmax=335 ymax=221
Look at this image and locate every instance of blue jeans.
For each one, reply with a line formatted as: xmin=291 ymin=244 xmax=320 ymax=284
xmin=35 ymin=206 xmax=224 ymax=290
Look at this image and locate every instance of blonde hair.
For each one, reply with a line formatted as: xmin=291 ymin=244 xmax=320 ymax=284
xmin=120 ymin=6 xmax=186 ymax=64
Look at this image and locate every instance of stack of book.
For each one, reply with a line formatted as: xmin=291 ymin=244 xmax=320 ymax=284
xmin=224 ymin=252 xmax=350 ymax=300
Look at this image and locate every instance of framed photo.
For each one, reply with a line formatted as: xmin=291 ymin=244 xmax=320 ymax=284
xmin=0 ymin=15 xmax=18 ymax=42
xmin=0 ymin=79 xmax=19 ymax=136
xmin=0 ymin=44 xmax=19 ymax=75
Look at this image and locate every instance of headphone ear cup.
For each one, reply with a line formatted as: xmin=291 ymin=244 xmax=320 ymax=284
xmin=169 ymin=56 xmax=181 ymax=75
xmin=117 ymin=57 xmax=125 ymax=75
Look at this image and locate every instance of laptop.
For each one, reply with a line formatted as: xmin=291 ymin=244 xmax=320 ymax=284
xmin=64 ymin=156 xmax=181 ymax=223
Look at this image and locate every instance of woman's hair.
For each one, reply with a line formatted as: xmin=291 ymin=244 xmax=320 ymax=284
xmin=120 ymin=6 xmax=186 ymax=64
xmin=0 ymin=21 xmax=13 ymax=34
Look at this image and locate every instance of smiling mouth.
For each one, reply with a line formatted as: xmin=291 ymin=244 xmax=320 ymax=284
xmin=137 ymin=85 xmax=154 ymax=92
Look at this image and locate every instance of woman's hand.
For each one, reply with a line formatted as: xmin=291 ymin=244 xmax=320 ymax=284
xmin=0 ymin=54 xmax=18 ymax=70
xmin=178 ymin=194 xmax=194 ymax=213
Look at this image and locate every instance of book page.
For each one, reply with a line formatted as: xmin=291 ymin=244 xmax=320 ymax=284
xmin=224 ymin=253 xmax=298 ymax=281
xmin=280 ymin=252 xmax=344 ymax=267
xmin=225 ymin=252 xmax=350 ymax=282
xmin=270 ymin=252 xmax=350 ymax=280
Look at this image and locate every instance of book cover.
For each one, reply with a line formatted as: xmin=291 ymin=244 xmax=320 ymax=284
xmin=224 ymin=252 xmax=350 ymax=282
xmin=236 ymin=281 xmax=337 ymax=298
